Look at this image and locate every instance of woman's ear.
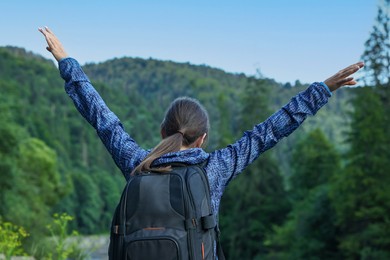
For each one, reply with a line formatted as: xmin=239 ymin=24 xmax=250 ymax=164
xmin=195 ymin=133 xmax=207 ymax=148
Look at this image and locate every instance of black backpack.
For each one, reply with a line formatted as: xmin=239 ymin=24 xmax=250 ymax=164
xmin=108 ymin=163 xmax=225 ymax=260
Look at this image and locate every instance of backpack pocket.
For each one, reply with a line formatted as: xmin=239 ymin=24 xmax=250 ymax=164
xmin=126 ymin=238 xmax=179 ymax=260
xmin=125 ymin=228 xmax=188 ymax=260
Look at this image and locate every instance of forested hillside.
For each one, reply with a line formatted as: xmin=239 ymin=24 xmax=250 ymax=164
xmin=1 ymin=42 xmax=389 ymax=259
xmin=82 ymin=55 xmax=354 ymax=176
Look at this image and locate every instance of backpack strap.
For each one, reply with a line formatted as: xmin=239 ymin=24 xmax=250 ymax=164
xmin=195 ymin=160 xmax=226 ymax=260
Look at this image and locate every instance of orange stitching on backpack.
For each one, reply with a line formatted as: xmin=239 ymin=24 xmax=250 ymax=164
xmin=143 ymin=227 xmax=165 ymax=230
xmin=201 ymin=242 xmax=205 ymax=259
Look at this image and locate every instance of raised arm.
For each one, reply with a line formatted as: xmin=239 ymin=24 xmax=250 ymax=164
xmin=207 ymin=62 xmax=364 ymax=188
xmin=39 ymin=27 xmax=148 ymax=179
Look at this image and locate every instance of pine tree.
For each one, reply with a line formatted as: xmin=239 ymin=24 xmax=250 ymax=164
xmin=361 ymin=0 xmax=390 ymax=87
xmin=289 ymin=129 xmax=341 ymax=200
xmin=331 ymin=87 xmax=390 ymax=259
xmin=267 ymin=129 xmax=342 ymax=259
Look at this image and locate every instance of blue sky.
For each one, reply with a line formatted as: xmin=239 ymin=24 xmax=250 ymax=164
xmin=0 ymin=0 xmax=377 ymax=84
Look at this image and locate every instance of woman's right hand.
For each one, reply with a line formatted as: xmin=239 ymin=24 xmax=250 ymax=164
xmin=38 ymin=26 xmax=68 ymax=62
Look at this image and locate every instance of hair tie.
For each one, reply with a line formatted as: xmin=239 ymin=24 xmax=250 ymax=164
xmin=177 ymin=130 xmax=184 ymax=136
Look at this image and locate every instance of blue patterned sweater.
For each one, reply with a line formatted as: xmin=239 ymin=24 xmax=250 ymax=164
xmin=59 ymin=57 xmax=331 ymax=217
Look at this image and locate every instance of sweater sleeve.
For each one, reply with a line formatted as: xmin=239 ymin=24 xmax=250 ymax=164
xmin=206 ymin=82 xmax=331 ymax=189
xmin=59 ymin=58 xmax=148 ymax=179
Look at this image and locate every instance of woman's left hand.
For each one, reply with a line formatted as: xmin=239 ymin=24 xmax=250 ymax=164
xmin=324 ymin=62 xmax=364 ymax=92
xmin=38 ymin=26 xmax=68 ymax=62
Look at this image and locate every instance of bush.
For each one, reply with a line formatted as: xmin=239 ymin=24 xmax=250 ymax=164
xmin=0 ymin=217 xmax=29 ymax=260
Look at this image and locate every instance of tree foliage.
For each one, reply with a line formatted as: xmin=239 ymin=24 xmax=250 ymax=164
xmin=361 ymin=0 xmax=390 ymax=87
xmin=267 ymin=129 xmax=341 ymax=259
xmin=331 ymin=87 xmax=390 ymax=259
xmin=0 ymin=217 xmax=29 ymax=259
xmin=220 ymin=78 xmax=290 ymax=259
xmin=289 ymin=129 xmax=341 ymax=200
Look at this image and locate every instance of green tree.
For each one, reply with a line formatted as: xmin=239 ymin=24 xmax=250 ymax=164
xmin=220 ymin=78 xmax=289 ymax=259
xmin=289 ymin=129 xmax=340 ymax=200
xmin=0 ymin=123 xmax=22 ymax=205
xmin=331 ymin=87 xmax=390 ymax=259
xmin=361 ymin=0 xmax=390 ymax=168
xmin=0 ymin=121 xmax=67 ymax=250
xmin=71 ymin=170 xmax=104 ymax=234
xmin=267 ymin=186 xmax=339 ymax=260
xmin=93 ymin=169 xmax=122 ymax=231
xmin=267 ymin=129 xmax=341 ymax=259
xmin=361 ymin=0 xmax=390 ymax=87
xmin=18 ymin=138 xmax=64 ymax=205
xmin=15 ymin=138 xmax=64 ymax=236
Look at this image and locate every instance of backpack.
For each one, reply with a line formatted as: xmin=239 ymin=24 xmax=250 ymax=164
xmin=108 ymin=163 xmax=225 ymax=260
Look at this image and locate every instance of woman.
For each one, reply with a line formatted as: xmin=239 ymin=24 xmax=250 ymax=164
xmin=39 ymin=26 xmax=363 ymax=258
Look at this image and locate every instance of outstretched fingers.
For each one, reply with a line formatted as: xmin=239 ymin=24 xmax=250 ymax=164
xmin=38 ymin=27 xmax=51 ymax=46
xmin=39 ymin=27 xmax=54 ymax=43
xmin=44 ymin=26 xmax=53 ymax=34
xmin=38 ymin=26 xmax=68 ymax=61
xmin=324 ymin=62 xmax=364 ymax=91
xmin=339 ymin=62 xmax=364 ymax=78
xmin=38 ymin=26 xmax=52 ymax=35
xmin=340 ymin=77 xmax=356 ymax=86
